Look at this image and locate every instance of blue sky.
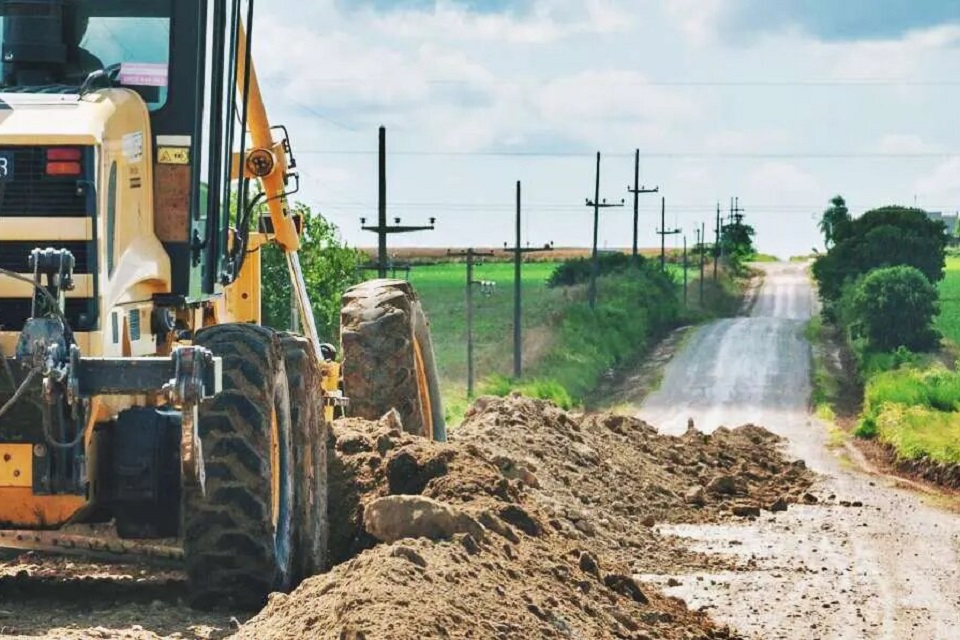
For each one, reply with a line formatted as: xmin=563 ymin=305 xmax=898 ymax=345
xmin=251 ymin=0 xmax=960 ymax=259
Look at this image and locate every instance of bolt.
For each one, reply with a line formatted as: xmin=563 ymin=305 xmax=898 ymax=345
xmin=2 ymin=454 xmax=9 ymax=462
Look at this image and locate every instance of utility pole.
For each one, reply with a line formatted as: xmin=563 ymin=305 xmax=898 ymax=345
xmin=360 ymin=126 xmax=436 ymax=277
xmin=732 ymin=197 xmax=745 ymax=225
xmin=682 ymin=235 xmax=688 ymax=306
xmin=447 ymin=248 xmax=495 ymax=398
xmin=504 ymin=181 xmax=553 ymax=379
xmin=584 ymin=151 xmax=624 ymax=309
xmin=657 ymin=196 xmax=681 ymax=272
xmin=699 ymin=221 xmax=706 ymax=305
xmin=627 ymin=149 xmax=658 ymax=267
xmin=713 ymin=202 xmax=721 ymax=282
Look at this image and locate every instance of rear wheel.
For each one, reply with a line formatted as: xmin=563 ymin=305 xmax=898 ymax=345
xmin=340 ymin=279 xmax=446 ymax=441
xmin=280 ymin=332 xmax=329 ymax=580
xmin=182 ymin=324 xmax=294 ymax=611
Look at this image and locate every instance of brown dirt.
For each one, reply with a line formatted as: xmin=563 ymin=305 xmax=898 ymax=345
xmin=235 ymin=395 xmax=815 ymax=639
xmin=0 ymin=552 xmax=234 ymax=639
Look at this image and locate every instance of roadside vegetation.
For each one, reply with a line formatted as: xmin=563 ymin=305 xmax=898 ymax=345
xmin=809 ymin=195 xmax=960 ymax=467
xmin=256 ymin=202 xmax=753 ymax=426
xmin=412 ymin=252 xmax=748 ymax=424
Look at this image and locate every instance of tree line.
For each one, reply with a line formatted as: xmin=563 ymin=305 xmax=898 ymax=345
xmin=812 ymin=196 xmax=947 ymax=353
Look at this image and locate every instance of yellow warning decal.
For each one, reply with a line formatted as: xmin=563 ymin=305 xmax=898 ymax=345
xmin=158 ymin=147 xmax=190 ymax=165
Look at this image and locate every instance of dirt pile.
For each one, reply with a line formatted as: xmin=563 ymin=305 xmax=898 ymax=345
xmin=235 ymin=396 xmax=814 ymax=639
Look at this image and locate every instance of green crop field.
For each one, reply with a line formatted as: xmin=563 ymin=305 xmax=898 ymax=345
xmin=936 ymin=256 xmax=960 ymax=345
xmin=398 ymin=260 xmax=699 ymax=422
xmin=406 ymin=261 xmax=569 ymax=419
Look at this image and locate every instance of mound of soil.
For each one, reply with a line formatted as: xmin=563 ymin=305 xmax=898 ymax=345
xmin=235 ymin=396 xmax=814 ymax=639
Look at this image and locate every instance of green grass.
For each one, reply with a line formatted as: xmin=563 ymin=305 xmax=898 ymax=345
xmin=856 ymin=364 xmax=960 ymax=463
xmin=407 ymin=261 xmax=567 ymax=422
xmin=872 ymin=404 xmax=960 ymax=464
xmin=936 ymin=256 xmax=960 ymax=345
xmin=805 ymin=316 xmax=839 ymax=420
xmin=405 ymin=259 xmax=742 ymax=425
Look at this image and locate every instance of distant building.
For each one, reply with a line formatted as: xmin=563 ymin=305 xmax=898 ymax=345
xmin=925 ymin=211 xmax=960 ymax=245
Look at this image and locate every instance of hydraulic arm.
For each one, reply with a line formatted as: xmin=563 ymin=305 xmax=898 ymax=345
xmin=233 ymin=21 xmax=323 ymax=360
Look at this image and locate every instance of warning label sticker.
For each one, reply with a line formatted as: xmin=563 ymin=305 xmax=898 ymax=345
xmin=158 ymin=147 xmax=190 ymax=165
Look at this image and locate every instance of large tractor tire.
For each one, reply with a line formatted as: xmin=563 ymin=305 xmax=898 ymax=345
xmin=182 ymin=324 xmax=295 ymax=611
xmin=340 ymin=279 xmax=446 ymax=441
xmin=280 ymin=332 xmax=329 ymax=580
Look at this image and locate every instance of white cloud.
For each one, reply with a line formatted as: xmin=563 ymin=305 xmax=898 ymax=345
xmin=665 ymin=0 xmax=725 ymax=47
xmin=826 ymin=25 xmax=960 ymax=80
xmin=536 ymin=70 xmax=698 ymax=122
xmin=875 ymin=134 xmax=944 ymax=155
xmin=745 ymin=161 xmax=820 ymax=197
xmin=704 ymin=129 xmax=792 ymax=154
xmin=915 ymin=157 xmax=960 ymax=205
xmin=368 ymin=0 xmax=633 ymax=44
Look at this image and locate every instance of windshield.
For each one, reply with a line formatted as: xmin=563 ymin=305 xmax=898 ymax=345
xmin=0 ymin=0 xmax=171 ymax=110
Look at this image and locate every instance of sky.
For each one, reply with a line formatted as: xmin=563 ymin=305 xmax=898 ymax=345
xmin=250 ymin=0 xmax=960 ymax=259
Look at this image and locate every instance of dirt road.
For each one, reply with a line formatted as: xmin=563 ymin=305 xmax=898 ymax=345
xmin=639 ymin=262 xmax=960 ymax=640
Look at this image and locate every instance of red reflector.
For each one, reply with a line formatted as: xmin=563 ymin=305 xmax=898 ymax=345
xmin=47 ymin=147 xmax=82 ymax=161
xmin=46 ymin=161 xmax=81 ymax=176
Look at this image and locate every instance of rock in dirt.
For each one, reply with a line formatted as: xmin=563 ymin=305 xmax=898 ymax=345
xmin=685 ymin=487 xmax=707 ymax=506
xmin=768 ymin=497 xmax=789 ymax=512
xmin=706 ymin=474 xmax=746 ymax=496
xmin=731 ymin=504 xmax=762 ymax=518
xmin=363 ymin=495 xmax=485 ymax=543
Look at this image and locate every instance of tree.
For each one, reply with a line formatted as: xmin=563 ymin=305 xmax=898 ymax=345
xmin=719 ymin=216 xmax=755 ymax=273
xmin=260 ymin=202 xmax=363 ymax=340
xmin=818 ymin=195 xmax=851 ymax=249
xmin=812 ymin=205 xmax=947 ymax=302
xmin=849 ymin=265 xmax=940 ymax=352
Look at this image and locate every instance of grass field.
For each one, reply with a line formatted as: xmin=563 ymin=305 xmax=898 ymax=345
xmin=407 ymin=261 xmax=568 ymax=421
xmin=402 ymin=259 xmax=714 ymax=423
xmin=936 ymin=256 xmax=960 ymax=344
xmin=852 ymin=257 xmax=960 ymax=465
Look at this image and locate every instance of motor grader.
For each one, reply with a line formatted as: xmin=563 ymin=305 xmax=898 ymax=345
xmin=0 ymin=0 xmax=445 ymax=610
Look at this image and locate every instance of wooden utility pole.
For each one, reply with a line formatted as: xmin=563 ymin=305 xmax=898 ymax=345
xmin=584 ymin=151 xmax=624 ymax=309
xmin=699 ymin=221 xmax=706 ymax=305
xmin=360 ymin=126 xmax=436 ymax=277
xmin=504 ymin=181 xmax=553 ymax=379
xmin=682 ymin=235 xmax=688 ymax=306
xmin=713 ymin=202 xmax=721 ymax=282
xmin=627 ymin=149 xmax=658 ymax=267
xmin=657 ymin=196 xmax=681 ymax=272
xmin=447 ymin=248 xmax=495 ymax=398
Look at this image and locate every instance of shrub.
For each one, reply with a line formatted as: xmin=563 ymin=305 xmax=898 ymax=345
xmin=849 ymin=265 xmax=940 ymax=352
xmin=812 ymin=205 xmax=947 ymax=303
xmin=547 ymin=252 xmax=633 ymax=287
xmin=481 ymin=374 xmax=574 ymax=409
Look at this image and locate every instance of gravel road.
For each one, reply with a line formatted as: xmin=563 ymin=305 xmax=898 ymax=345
xmin=638 ymin=262 xmax=960 ymax=640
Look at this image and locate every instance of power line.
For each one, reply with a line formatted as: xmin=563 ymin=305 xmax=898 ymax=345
xmin=293 ymin=149 xmax=957 ymax=159
xmin=262 ymin=77 xmax=960 ymax=88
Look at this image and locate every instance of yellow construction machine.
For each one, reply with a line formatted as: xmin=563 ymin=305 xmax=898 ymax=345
xmin=0 ymin=0 xmax=444 ymax=610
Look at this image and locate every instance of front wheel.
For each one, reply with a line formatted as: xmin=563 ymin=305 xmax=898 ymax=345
xmin=182 ymin=324 xmax=295 ymax=610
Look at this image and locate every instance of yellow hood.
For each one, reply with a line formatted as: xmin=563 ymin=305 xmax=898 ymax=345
xmin=0 ymin=92 xmax=118 ymax=144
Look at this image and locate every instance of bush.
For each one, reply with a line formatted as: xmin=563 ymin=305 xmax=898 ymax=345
xmin=547 ymin=252 xmax=633 ymax=287
xmin=849 ymin=265 xmax=940 ymax=352
xmin=481 ymin=374 xmax=574 ymax=410
xmin=812 ymin=205 xmax=947 ymax=302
